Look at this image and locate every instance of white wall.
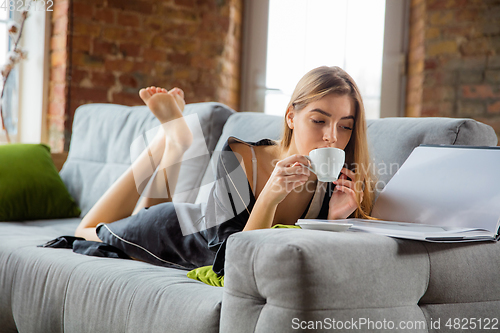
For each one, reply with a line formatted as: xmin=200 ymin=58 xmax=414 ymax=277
xmin=17 ymin=8 xmax=51 ymax=144
xmin=239 ymin=0 xmax=270 ymax=113
xmin=380 ymin=0 xmax=410 ymax=118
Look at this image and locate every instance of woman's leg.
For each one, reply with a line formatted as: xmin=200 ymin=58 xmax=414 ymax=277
xmin=75 ymin=87 xmax=192 ymax=241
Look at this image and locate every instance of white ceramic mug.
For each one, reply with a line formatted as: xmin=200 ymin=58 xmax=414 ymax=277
xmin=305 ymin=147 xmax=345 ymax=182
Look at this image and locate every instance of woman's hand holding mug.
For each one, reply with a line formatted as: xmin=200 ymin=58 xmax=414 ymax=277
xmin=260 ymin=154 xmax=311 ymax=205
xmin=302 ymin=147 xmax=362 ymax=219
xmin=328 ymin=168 xmax=364 ymax=220
xmin=259 ymin=147 xmax=362 ymax=219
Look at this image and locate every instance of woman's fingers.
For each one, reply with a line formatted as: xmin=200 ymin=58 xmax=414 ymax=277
xmin=277 ymin=154 xmax=311 ymax=168
xmin=274 ymin=156 xmax=312 ymax=178
xmin=283 ymin=163 xmax=310 ymax=176
xmin=334 ymin=185 xmax=360 ymax=201
xmin=334 ymin=184 xmax=354 ymax=195
xmin=335 ymin=174 xmax=364 ymax=199
xmin=337 ymin=168 xmax=365 ymax=192
xmin=339 ymin=168 xmax=356 ymax=180
xmin=334 ymin=182 xmax=364 ymax=202
xmin=283 ymin=173 xmax=309 ymax=182
xmin=333 ymin=178 xmax=353 ymax=189
xmin=339 ymin=168 xmax=365 ymax=182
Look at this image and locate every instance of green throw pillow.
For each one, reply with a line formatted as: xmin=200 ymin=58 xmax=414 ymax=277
xmin=187 ymin=224 xmax=302 ymax=287
xmin=0 ymin=143 xmax=81 ymax=221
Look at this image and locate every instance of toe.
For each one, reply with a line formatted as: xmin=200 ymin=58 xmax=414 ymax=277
xmin=177 ymin=88 xmax=185 ymax=99
xmin=139 ymin=88 xmax=151 ymax=102
xmin=171 ymin=88 xmax=183 ymax=98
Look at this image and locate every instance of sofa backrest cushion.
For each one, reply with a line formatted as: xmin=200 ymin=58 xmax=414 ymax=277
xmin=195 ymin=112 xmax=283 ymax=204
xmin=367 ymin=117 xmax=498 ymax=192
xmin=195 ymin=112 xmax=498 ymax=204
xmin=60 ymin=102 xmax=234 ymax=217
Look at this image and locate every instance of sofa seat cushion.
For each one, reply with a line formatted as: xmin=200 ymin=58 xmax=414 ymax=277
xmin=0 ymin=219 xmax=82 ymax=333
xmin=419 ymin=241 xmax=500 ymax=304
xmin=0 ymin=220 xmax=223 ymax=333
xmin=417 ymin=241 xmax=500 ymax=325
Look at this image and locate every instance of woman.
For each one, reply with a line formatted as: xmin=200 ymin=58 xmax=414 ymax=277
xmin=75 ymin=66 xmax=375 ymax=273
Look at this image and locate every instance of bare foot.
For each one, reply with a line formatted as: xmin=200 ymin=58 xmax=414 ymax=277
xmin=139 ymin=86 xmax=192 ymax=150
xmin=139 ymin=86 xmax=186 ymax=123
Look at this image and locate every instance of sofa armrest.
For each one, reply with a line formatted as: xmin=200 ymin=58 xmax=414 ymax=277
xmin=220 ymin=229 xmax=430 ymax=333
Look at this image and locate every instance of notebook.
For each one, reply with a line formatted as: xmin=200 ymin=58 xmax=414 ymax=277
xmin=298 ymin=145 xmax=500 ymax=242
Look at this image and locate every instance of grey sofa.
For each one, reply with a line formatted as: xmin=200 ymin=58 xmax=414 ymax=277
xmin=1 ymin=102 xmax=499 ymax=333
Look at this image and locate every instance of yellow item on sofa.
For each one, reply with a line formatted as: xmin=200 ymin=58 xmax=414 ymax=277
xmin=187 ymin=224 xmax=301 ymax=287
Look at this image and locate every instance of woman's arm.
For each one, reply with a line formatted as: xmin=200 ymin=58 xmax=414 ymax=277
xmin=243 ymin=154 xmax=311 ymax=231
xmin=228 ymin=143 xmax=311 ymax=231
xmin=242 ymin=192 xmax=279 ymax=231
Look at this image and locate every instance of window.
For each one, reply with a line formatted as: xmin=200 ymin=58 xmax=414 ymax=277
xmin=0 ymin=8 xmax=9 ymax=64
xmin=240 ymin=0 xmax=409 ymax=118
xmin=0 ymin=8 xmax=18 ymax=142
xmin=265 ymin=0 xmax=386 ymax=118
xmin=0 ymin=7 xmax=51 ymax=144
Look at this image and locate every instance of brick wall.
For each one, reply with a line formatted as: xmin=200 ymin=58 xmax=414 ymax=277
xmin=406 ymin=0 xmax=500 ymax=144
xmin=48 ymin=0 xmax=242 ymax=152
xmin=406 ymin=0 xmax=426 ymax=117
xmin=48 ymin=0 xmax=70 ymax=152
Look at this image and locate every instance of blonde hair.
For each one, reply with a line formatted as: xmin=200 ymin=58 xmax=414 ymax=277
xmin=280 ymin=66 xmax=376 ymax=218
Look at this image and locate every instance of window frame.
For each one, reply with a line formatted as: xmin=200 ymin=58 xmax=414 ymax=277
xmin=380 ymin=0 xmax=411 ymax=118
xmin=239 ymin=0 xmax=270 ymax=113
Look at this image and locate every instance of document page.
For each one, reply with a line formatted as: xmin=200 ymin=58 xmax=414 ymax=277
xmin=341 ymin=219 xmax=497 ymax=242
xmin=371 ymin=146 xmax=500 ymax=234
